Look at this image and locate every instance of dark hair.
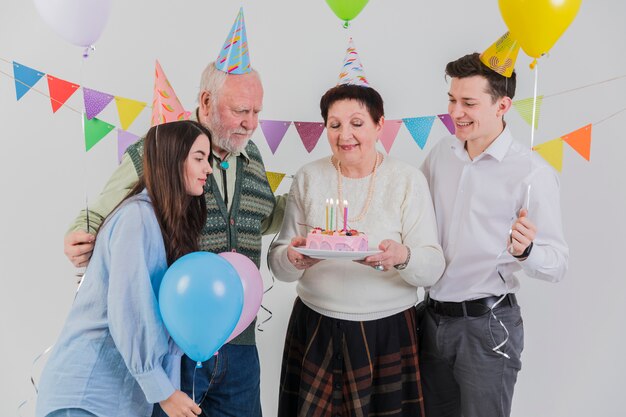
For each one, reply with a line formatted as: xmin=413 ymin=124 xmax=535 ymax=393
xmin=114 ymin=120 xmax=212 ymax=265
xmin=320 ymin=84 xmax=384 ymax=125
xmin=445 ymin=52 xmax=516 ymax=101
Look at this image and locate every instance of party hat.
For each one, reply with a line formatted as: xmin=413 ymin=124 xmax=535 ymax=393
xmin=151 ymin=60 xmax=189 ymax=126
xmin=479 ymin=32 xmax=520 ymax=78
xmin=337 ymin=38 xmax=369 ymax=86
xmin=216 ymin=8 xmax=251 ymax=74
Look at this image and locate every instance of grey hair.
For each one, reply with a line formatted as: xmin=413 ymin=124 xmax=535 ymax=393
xmin=197 ymin=62 xmax=261 ymax=108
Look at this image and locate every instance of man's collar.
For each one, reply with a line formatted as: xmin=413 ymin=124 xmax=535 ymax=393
xmin=451 ymin=126 xmax=512 ymax=162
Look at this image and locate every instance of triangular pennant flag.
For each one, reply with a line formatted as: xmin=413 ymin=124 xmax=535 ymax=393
xmin=117 ymin=129 xmax=139 ymax=163
xmin=512 ymin=96 xmax=544 ymax=129
xmin=479 ymin=32 xmax=520 ymax=78
xmin=13 ymin=61 xmax=45 ymax=100
xmin=216 ymin=7 xmax=251 ymax=74
xmin=294 ymin=122 xmax=325 ymax=153
xmin=84 ymin=115 xmax=115 ymax=151
xmin=402 ymin=116 xmax=436 ymax=150
xmin=562 ymin=124 xmax=592 ymax=161
xmin=46 ymin=75 xmax=79 ymax=113
xmin=151 ymin=60 xmax=189 ymax=126
xmin=83 ymin=87 xmax=115 ymax=120
xmin=115 ymin=96 xmax=147 ymax=130
xmin=337 ymin=37 xmax=369 ymax=86
xmin=260 ymin=120 xmax=291 ymax=154
xmin=266 ymin=171 xmax=286 ymax=193
xmin=379 ymin=120 xmax=403 ymax=154
xmin=437 ymin=114 xmax=455 ymax=135
xmin=533 ymin=138 xmax=564 ymax=172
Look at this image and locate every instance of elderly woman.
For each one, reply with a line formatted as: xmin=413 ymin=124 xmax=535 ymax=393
xmin=268 ymin=84 xmax=445 ymax=417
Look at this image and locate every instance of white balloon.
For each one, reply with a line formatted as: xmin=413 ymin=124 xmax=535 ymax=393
xmin=33 ymin=0 xmax=112 ymax=47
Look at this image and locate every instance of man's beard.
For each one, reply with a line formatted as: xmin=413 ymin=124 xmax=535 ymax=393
xmin=209 ymin=111 xmax=253 ymax=155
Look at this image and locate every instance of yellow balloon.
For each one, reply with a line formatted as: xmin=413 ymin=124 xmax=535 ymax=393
xmin=498 ymin=0 xmax=582 ymax=58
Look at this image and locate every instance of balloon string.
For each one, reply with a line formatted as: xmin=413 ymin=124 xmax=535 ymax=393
xmin=258 ymin=232 xmax=279 ymax=332
xmin=527 ymin=61 xmax=539 ymax=210
xmin=16 ymin=344 xmax=54 ymax=416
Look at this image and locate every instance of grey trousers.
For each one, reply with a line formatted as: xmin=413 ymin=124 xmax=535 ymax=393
xmin=418 ymin=302 xmax=524 ymax=417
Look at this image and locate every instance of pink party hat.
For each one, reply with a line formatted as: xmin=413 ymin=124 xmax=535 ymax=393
xmin=151 ymin=60 xmax=189 ymax=126
xmin=337 ymin=38 xmax=369 ymax=86
xmin=215 ymin=8 xmax=251 ymax=74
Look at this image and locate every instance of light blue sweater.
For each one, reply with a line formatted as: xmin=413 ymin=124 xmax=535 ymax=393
xmin=37 ymin=191 xmax=182 ymax=417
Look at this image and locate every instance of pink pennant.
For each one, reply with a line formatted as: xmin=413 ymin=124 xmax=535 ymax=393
xmin=294 ymin=122 xmax=325 ymax=153
xmin=260 ymin=120 xmax=291 ymax=154
xmin=379 ymin=120 xmax=403 ymax=154
xmin=438 ymin=114 xmax=455 ymax=135
xmin=117 ymin=129 xmax=139 ymax=163
xmin=83 ymin=87 xmax=114 ymax=120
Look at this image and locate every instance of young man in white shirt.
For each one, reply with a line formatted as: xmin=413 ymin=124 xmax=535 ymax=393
xmin=419 ymin=52 xmax=568 ymax=417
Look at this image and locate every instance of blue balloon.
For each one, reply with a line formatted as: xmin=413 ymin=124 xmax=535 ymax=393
xmin=159 ymin=252 xmax=243 ymax=362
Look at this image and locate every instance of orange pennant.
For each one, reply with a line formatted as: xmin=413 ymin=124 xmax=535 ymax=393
xmin=562 ymin=124 xmax=592 ymax=161
xmin=46 ymin=75 xmax=79 ymax=113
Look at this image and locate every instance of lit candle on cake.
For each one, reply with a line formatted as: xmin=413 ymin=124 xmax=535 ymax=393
xmin=329 ymin=198 xmax=334 ymax=233
xmin=325 ymin=198 xmax=329 ymax=231
xmin=335 ymin=198 xmax=339 ymax=232
xmin=343 ymin=200 xmax=348 ymax=232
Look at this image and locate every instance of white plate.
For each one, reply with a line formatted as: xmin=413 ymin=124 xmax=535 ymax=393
xmin=293 ymin=247 xmax=382 ymax=261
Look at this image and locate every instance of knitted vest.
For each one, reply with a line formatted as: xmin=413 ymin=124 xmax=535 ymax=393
xmin=126 ymin=139 xmax=276 ymax=345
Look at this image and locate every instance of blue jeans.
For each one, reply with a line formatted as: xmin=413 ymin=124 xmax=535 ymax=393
xmin=46 ymin=410 xmax=97 ymax=417
xmin=152 ymin=344 xmax=262 ymax=417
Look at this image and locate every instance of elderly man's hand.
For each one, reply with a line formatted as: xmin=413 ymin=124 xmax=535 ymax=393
xmin=64 ymin=230 xmax=95 ymax=267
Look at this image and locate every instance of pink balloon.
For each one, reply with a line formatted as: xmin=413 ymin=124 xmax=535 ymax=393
xmin=33 ymin=0 xmax=112 ymax=47
xmin=219 ymin=252 xmax=264 ymax=343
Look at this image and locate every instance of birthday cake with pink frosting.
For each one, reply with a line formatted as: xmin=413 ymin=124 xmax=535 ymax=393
xmin=306 ymin=227 xmax=368 ymax=252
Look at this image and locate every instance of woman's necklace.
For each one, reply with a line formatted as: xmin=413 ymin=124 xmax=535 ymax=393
xmin=334 ymin=152 xmax=381 ymax=223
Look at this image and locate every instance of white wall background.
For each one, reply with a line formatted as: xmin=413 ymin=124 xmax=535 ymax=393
xmin=1 ymin=1 xmax=624 ymax=416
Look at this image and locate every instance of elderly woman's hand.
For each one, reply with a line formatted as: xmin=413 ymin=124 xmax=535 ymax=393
xmin=287 ymin=237 xmax=321 ymax=270
xmin=359 ymin=240 xmax=409 ymax=272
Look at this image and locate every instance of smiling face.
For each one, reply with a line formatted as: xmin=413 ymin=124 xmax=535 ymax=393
xmin=199 ymin=72 xmax=263 ymax=156
xmin=448 ymin=75 xmax=511 ymax=155
xmin=184 ymin=134 xmax=213 ymax=196
xmin=326 ymin=99 xmax=383 ymax=174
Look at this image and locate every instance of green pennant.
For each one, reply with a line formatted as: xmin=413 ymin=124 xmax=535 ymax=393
xmin=512 ymin=96 xmax=543 ymax=129
xmin=84 ymin=114 xmax=115 ymax=151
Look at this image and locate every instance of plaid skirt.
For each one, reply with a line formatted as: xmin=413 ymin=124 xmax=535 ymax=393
xmin=278 ymin=298 xmax=425 ymax=417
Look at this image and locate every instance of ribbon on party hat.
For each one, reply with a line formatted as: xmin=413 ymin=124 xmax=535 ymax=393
xmin=216 ymin=7 xmax=251 ymax=74
xmin=337 ymin=37 xmax=369 ymax=86
xmin=151 ymin=60 xmax=189 ymax=126
xmin=479 ymin=32 xmax=520 ymax=78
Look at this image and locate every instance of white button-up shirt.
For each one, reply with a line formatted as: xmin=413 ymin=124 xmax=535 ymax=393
xmin=421 ymin=128 xmax=568 ymax=302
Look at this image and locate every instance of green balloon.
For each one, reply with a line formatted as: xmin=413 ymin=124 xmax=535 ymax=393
xmin=325 ymin=0 xmax=370 ymax=22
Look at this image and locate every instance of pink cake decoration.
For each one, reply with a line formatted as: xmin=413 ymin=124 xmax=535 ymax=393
xmin=306 ymin=227 xmax=368 ymax=252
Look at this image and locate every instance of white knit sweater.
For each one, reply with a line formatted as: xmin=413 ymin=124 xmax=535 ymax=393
xmin=268 ymin=155 xmax=445 ymax=321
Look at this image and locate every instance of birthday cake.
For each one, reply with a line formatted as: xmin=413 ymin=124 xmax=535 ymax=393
xmin=306 ymin=228 xmax=368 ymax=252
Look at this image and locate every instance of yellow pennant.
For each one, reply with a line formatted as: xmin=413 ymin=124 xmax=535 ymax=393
xmin=115 ymin=96 xmax=147 ymax=130
xmin=533 ymin=138 xmax=564 ymax=172
xmin=266 ymin=171 xmax=286 ymax=193
xmin=513 ymin=96 xmax=544 ymax=129
xmin=479 ymin=32 xmax=520 ymax=78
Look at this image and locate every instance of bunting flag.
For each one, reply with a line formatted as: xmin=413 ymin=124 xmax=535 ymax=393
xmin=83 ymin=87 xmax=115 ymax=120
xmin=437 ymin=114 xmax=455 ymax=135
xmin=403 ymin=116 xmax=436 ymax=149
xmin=533 ymin=138 xmax=564 ymax=172
xmin=215 ymin=7 xmax=251 ymax=74
xmin=117 ymin=129 xmax=139 ymax=163
xmin=379 ymin=120 xmax=403 ymax=154
xmin=151 ymin=60 xmax=189 ymax=126
xmin=84 ymin=115 xmax=115 ymax=151
xmin=115 ymin=96 xmax=146 ymax=130
xmin=294 ymin=122 xmax=325 ymax=153
xmin=562 ymin=124 xmax=592 ymax=161
xmin=513 ymin=96 xmax=543 ymax=129
xmin=479 ymin=32 xmax=520 ymax=78
xmin=260 ymin=120 xmax=291 ymax=154
xmin=266 ymin=171 xmax=286 ymax=193
xmin=46 ymin=75 xmax=79 ymax=113
xmin=13 ymin=61 xmax=45 ymax=100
